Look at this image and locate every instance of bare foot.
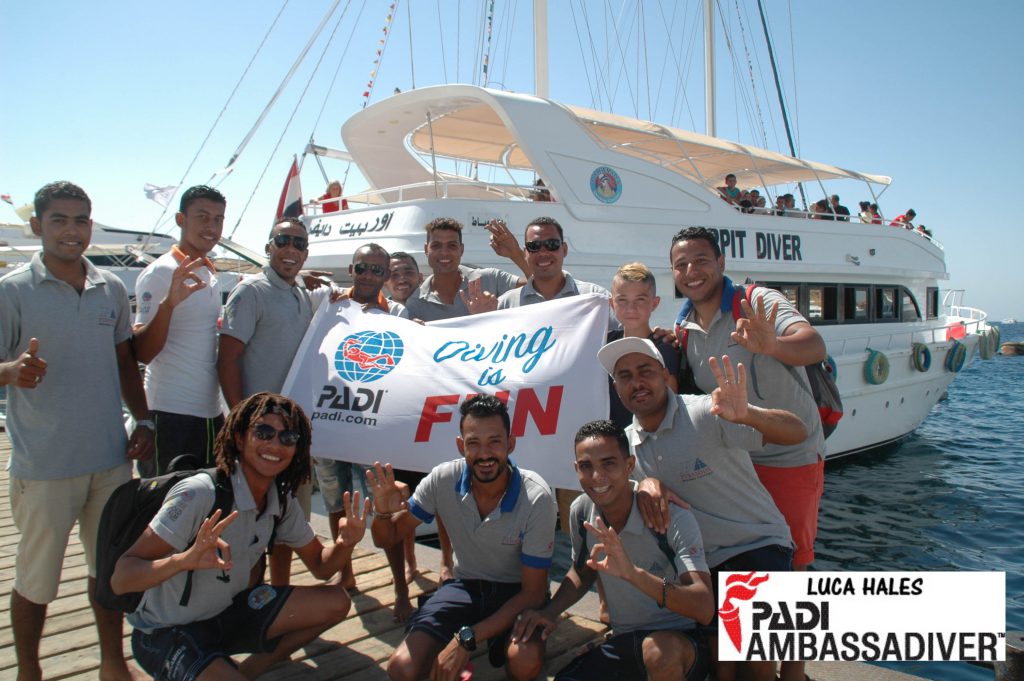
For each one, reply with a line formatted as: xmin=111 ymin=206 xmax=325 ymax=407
xmin=598 ymin=603 xmax=610 ymax=626
xmin=393 ymin=595 xmax=414 ymax=623
xmin=405 ymin=563 xmax=420 ymax=584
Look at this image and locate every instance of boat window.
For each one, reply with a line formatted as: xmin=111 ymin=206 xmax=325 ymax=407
xmin=843 ymin=286 xmax=869 ymax=321
xmin=775 ymin=285 xmax=799 ymax=308
xmin=807 ymin=285 xmax=840 ymax=323
xmin=875 ymin=287 xmax=898 ymax=321
xmin=901 ymin=288 xmax=921 ymax=321
xmin=926 ymin=287 xmax=939 ymax=319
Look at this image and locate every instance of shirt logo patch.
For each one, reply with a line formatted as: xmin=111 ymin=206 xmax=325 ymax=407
xmin=680 ymin=458 xmax=713 ymax=481
xmin=247 ymin=584 xmax=278 ymax=610
xmin=501 ymin=531 xmax=524 ymax=546
xmin=98 ymin=309 xmax=117 ymax=326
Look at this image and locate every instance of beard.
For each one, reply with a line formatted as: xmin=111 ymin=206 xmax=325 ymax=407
xmin=470 ymin=457 xmax=508 ymax=484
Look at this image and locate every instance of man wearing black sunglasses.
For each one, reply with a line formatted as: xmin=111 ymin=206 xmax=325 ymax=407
xmin=220 ymin=217 xmax=337 ymax=586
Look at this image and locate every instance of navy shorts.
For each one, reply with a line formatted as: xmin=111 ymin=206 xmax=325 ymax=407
xmin=140 ymin=411 xmax=224 ymax=478
xmin=554 ymin=628 xmax=709 ymax=681
xmin=407 ymin=578 xmax=522 ymax=667
xmin=131 ymin=584 xmax=293 ymax=681
xmin=704 ymin=543 xmax=793 ymax=635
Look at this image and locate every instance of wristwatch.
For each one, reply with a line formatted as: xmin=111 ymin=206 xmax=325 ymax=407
xmin=136 ymin=419 xmax=155 ymax=431
xmin=456 ymin=626 xmax=477 ymax=652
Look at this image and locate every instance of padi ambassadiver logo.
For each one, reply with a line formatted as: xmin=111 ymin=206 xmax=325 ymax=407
xmin=334 ymin=330 xmax=404 ymax=383
xmin=717 ymin=571 xmax=1005 ymax=663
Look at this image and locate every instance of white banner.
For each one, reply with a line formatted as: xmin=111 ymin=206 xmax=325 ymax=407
xmin=717 ymin=571 xmax=1006 ymax=662
xmin=281 ymin=294 xmax=611 ymax=490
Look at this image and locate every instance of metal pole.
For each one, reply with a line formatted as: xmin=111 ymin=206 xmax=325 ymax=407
xmin=704 ymin=0 xmax=715 ymax=137
xmin=426 ymin=112 xmax=440 ymax=199
xmin=534 ymin=0 xmax=549 ymax=98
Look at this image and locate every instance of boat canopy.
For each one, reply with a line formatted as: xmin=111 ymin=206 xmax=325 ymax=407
xmin=341 ymin=85 xmax=890 ymax=197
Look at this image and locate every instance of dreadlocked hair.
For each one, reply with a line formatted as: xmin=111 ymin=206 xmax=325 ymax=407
xmin=215 ymin=392 xmax=312 ymax=501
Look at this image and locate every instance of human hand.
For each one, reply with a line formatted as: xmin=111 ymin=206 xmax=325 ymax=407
xmin=430 ymin=636 xmax=471 ymax=681
xmin=708 ymin=355 xmax=748 ymax=422
xmin=636 ymin=476 xmax=671 ymax=533
xmin=165 ymin=257 xmax=208 ymax=308
xmin=365 ymin=462 xmax=408 ymax=516
xmin=329 ymin=286 xmax=350 ymax=304
xmin=485 ymin=219 xmax=521 ymax=260
xmin=585 ymin=517 xmax=634 ymax=580
xmin=301 ymin=270 xmax=334 ymax=290
xmin=3 ymin=338 xmax=47 ymax=388
xmin=731 ymin=297 xmax=780 ymax=356
xmin=336 ymin=490 xmax=371 ymax=546
xmin=183 ymin=509 xmax=237 ymax=571
xmin=126 ymin=425 xmax=154 ymax=461
xmin=649 ymin=326 xmax=680 ymax=348
xmin=511 ymin=608 xmax=559 ymax=644
xmin=460 ymin=278 xmax=497 ymax=314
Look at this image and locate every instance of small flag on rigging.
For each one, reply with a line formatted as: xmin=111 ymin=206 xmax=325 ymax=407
xmin=1 ymin=194 xmax=12 ymax=205
xmin=143 ymin=184 xmax=178 ymax=208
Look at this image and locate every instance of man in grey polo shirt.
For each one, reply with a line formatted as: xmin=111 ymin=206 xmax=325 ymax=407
xmin=0 ymin=181 xmax=154 ymax=681
xmin=513 ymin=420 xmax=713 ymax=681
xmin=404 ymin=217 xmax=529 ymax=321
xmin=600 ymin=337 xmax=806 ymax=681
xmin=367 ymin=395 xmax=555 ymax=681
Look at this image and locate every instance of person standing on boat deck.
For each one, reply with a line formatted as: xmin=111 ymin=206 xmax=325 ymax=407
xmin=402 ymin=217 xmax=530 ymax=321
xmin=218 ymin=217 xmax=338 ymax=587
xmin=718 ymin=173 xmax=741 ymax=204
xmin=890 ymin=208 xmax=916 ymax=228
xmin=312 ymin=179 xmax=348 ymax=213
xmin=366 ymin=395 xmax=555 ymax=681
xmin=133 ymin=185 xmax=226 ymax=477
xmin=384 ymin=251 xmax=423 ymax=305
xmin=0 ymin=181 xmax=154 ymax=681
xmin=668 ymin=226 xmax=827 ymax=681
xmin=599 ymin=337 xmax=804 ymax=681
xmin=858 ymin=201 xmax=873 ymax=223
xmin=112 ymin=393 xmax=367 ymax=681
xmin=830 ymin=194 xmax=851 ymax=221
xmin=512 ymin=420 xmax=713 ymax=681
xmin=496 ymin=215 xmax=617 ymax=536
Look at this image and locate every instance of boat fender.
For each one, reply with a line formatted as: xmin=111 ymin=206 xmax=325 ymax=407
xmin=978 ymin=330 xmax=995 ymax=361
xmin=911 ymin=343 xmax=931 ymax=372
xmin=992 ymin=325 xmax=1001 ymax=351
xmin=946 ymin=341 xmax=967 ymax=372
xmin=864 ymin=349 xmax=890 ymax=385
xmin=825 ymin=354 xmax=838 ymax=379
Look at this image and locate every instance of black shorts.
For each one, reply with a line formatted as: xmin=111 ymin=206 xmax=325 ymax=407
xmin=131 ymin=584 xmax=293 ymax=681
xmin=704 ymin=543 xmax=793 ymax=635
xmin=139 ymin=411 xmax=224 ymax=477
xmin=554 ymin=628 xmax=709 ymax=681
xmin=407 ymin=578 xmax=522 ymax=667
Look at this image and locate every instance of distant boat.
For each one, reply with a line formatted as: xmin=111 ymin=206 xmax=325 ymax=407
xmin=1001 ymin=317 xmax=1018 ymax=324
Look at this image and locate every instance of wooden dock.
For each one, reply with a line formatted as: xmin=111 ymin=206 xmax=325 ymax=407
xmin=0 ymin=436 xmax=956 ymax=680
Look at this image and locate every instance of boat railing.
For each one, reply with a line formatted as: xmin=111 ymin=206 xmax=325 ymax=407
xmin=728 ymin=204 xmax=944 ymax=247
xmin=824 ymin=313 xmax=988 ymax=357
xmin=305 ymin=179 xmax=535 ymax=214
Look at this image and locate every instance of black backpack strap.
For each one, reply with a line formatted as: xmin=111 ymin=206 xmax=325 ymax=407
xmin=650 ymin=527 xmax=679 ymax=577
xmin=573 ymin=511 xmax=590 ymax=573
xmin=179 ymin=469 xmax=234 ymax=607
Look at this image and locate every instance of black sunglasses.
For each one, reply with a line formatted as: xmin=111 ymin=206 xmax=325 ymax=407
xmin=525 ymin=238 xmax=563 ymax=253
xmin=354 ymin=262 xmax=387 ymax=276
xmin=252 ymin=423 xmax=301 ymax=447
xmin=271 ymin=234 xmax=308 ymax=251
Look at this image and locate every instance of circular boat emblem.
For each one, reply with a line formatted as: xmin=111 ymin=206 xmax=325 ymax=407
xmin=590 ymin=166 xmax=622 ymax=204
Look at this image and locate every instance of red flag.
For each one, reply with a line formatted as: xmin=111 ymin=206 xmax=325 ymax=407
xmin=275 ymin=157 xmax=303 ymax=220
xmin=1 ymin=194 xmax=12 ymax=206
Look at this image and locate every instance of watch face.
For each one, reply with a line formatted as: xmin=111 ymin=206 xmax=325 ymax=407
xmin=458 ymin=627 xmax=476 ymax=650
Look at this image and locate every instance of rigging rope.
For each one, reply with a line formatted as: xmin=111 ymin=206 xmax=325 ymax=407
xmin=481 ymin=0 xmax=496 ymax=85
xmin=407 ymin=0 xmax=416 ymax=89
xmin=362 ymin=1 xmax=399 ymax=108
xmin=731 ymin=0 xmax=770 ymax=150
xmin=436 ymin=0 xmax=449 ymax=83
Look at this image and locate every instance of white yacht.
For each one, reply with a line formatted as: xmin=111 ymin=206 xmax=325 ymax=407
xmin=298 ymin=84 xmax=994 ymax=458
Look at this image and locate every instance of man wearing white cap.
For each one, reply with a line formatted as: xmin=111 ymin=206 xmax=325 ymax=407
xmin=597 ymin=337 xmax=807 ymax=681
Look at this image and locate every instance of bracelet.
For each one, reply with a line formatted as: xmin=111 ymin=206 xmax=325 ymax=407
xmin=659 ymin=577 xmax=669 ymax=608
xmin=374 ymin=509 xmax=397 ymax=520
xmin=136 ymin=419 xmax=155 ymax=431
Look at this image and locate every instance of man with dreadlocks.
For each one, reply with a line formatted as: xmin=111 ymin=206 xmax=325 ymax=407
xmin=111 ymin=392 xmax=369 ymax=681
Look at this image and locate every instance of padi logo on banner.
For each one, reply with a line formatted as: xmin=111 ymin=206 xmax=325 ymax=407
xmin=334 ymin=330 xmax=404 ymax=383
xmin=718 ymin=571 xmax=1005 ymax=663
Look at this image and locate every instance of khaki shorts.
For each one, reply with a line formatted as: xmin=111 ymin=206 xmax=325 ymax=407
xmin=10 ymin=463 xmax=132 ymax=604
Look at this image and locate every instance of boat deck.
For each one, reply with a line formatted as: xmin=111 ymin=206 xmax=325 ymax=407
xmin=0 ymin=437 xmax=943 ymax=680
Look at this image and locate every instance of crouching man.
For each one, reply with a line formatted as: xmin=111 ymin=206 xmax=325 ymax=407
xmin=111 ymin=392 xmax=369 ymax=680
xmin=513 ymin=420 xmax=714 ymax=681
xmin=366 ymin=395 xmax=556 ymax=681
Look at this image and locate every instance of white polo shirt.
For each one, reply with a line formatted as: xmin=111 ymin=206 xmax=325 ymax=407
xmin=135 ymin=249 xmax=222 ymax=417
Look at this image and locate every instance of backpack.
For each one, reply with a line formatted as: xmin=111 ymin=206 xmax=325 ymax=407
xmin=674 ymin=283 xmax=843 ymax=439
xmin=573 ymin=511 xmax=678 ymax=576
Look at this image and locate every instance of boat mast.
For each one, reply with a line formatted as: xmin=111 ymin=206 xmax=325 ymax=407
xmin=704 ymin=0 xmax=715 ymax=136
xmin=534 ymin=0 xmax=548 ymax=98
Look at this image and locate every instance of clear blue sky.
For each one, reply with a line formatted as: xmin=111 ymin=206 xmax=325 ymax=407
xmin=2 ymin=0 xmax=1021 ymax=318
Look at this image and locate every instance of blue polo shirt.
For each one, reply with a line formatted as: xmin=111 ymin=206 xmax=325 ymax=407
xmin=408 ymin=459 xmax=556 ymax=582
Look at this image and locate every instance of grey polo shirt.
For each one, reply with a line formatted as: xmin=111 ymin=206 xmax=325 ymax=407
xmin=496 ymin=271 xmax=610 ymax=309
xmin=569 ymin=488 xmax=708 ymax=634
xmin=408 ymin=459 xmax=556 ymax=583
xmin=677 ymin=277 xmax=825 ymax=466
xmin=0 ymin=254 xmax=132 ymax=480
xmin=627 ymin=392 xmax=792 ymax=567
xmin=220 ymin=268 xmax=324 ymax=396
xmin=404 ymin=265 xmax=520 ymax=321
xmin=128 ymin=463 xmax=315 ymax=632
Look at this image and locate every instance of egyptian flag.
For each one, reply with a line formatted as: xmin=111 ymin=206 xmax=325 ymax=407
xmin=276 ymin=157 xmax=303 ymax=219
xmin=1 ymin=194 xmax=12 ymax=205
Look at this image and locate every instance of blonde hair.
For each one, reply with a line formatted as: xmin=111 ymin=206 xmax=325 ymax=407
xmin=613 ymin=262 xmax=656 ymax=294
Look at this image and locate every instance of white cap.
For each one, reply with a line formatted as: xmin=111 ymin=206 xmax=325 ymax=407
xmin=597 ymin=337 xmax=665 ymax=377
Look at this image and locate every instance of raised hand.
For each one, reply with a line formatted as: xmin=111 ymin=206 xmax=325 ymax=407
xmin=511 ymin=608 xmax=559 ymax=644
xmin=336 ymin=490 xmax=371 ymax=546
xmin=365 ymin=462 xmax=407 ymax=516
xmin=584 ymin=517 xmax=634 ymax=580
xmin=166 ymin=257 xmax=208 ymax=308
xmin=708 ymin=355 xmax=748 ymax=422
xmin=460 ymin=277 xmax=497 ymax=314
xmin=731 ymin=296 xmax=780 ymax=356
xmin=484 ymin=219 xmax=521 ymax=260
xmin=183 ymin=508 xmax=237 ymax=571
xmin=3 ymin=337 xmax=47 ymax=388
xmin=301 ymin=270 xmax=334 ymax=290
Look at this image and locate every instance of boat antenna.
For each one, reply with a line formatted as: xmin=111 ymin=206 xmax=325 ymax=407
xmin=755 ymin=0 xmax=807 ymax=209
xmin=534 ymin=0 xmax=548 ymax=97
xmin=704 ymin=0 xmax=715 ymax=136
xmin=407 ymin=0 xmax=416 ymax=89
